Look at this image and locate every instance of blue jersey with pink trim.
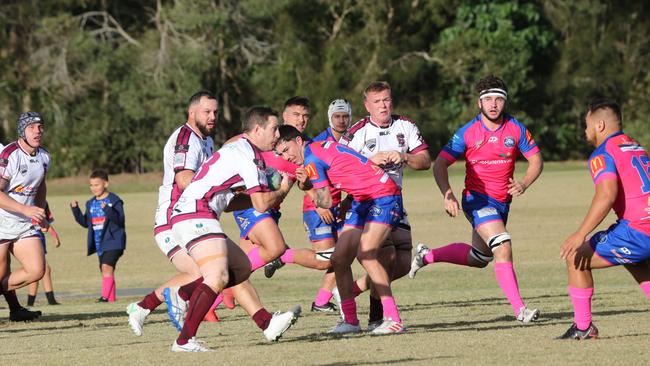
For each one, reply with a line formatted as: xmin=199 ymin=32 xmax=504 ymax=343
xmin=304 ymin=140 xmax=400 ymax=201
xmin=439 ymin=114 xmax=539 ymax=202
xmin=303 ymin=128 xmax=342 ymax=212
xmin=587 ymin=132 xmax=650 ymax=235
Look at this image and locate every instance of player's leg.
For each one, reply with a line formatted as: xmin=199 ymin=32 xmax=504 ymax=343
xmin=625 ymin=261 xmax=650 ymax=299
xmin=7 ymin=237 xmax=45 ymax=290
xmin=311 ymin=238 xmax=337 ymax=312
xmin=329 ymin=226 xmax=363 ymax=331
xmin=100 ymin=263 xmax=116 ymax=302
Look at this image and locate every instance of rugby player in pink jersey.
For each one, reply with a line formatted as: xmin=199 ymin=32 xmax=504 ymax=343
xmin=0 ymin=112 xmax=49 ymax=322
xmin=557 ymin=99 xmax=650 ymax=340
xmin=339 ymin=82 xmax=431 ymax=329
xmin=410 ymin=75 xmax=544 ymax=323
xmin=265 ymin=99 xmax=353 ymax=313
xmin=275 ymin=124 xmax=406 ymax=334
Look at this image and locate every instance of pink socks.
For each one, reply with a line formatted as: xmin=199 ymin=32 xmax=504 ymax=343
xmin=493 ymin=262 xmax=524 ymax=315
xmin=314 ymin=288 xmax=333 ymax=307
xmin=640 ymin=281 xmax=650 ymax=299
xmin=569 ymin=286 xmax=593 ymax=330
xmin=247 ymin=247 xmax=266 ymax=272
xmin=381 ymin=296 xmax=401 ymax=323
xmin=101 ymin=276 xmax=116 ymax=302
xmin=424 ymin=243 xmax=471 ymax=265
xmin=280 ymin=248 xmax=295 ymax=264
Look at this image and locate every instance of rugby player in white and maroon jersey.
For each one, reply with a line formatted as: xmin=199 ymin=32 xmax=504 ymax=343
xmin=167 ymin=106 xmax=300 ymax=352
xmin=338 ymin=81 xmax=431 ymax=329
xmin=0 ymin=112 xmax=49 ymax=321
xmin=127 ymin=91 xmax=216 ymax=335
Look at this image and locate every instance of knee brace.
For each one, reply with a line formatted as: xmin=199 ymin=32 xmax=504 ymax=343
xmin=487 ymin=232 xmax=511 ymax=252
xmin=316 ymin=247 xmax=335 ymax=261
xmin=469 ymin=247 xmax=494 ymax=265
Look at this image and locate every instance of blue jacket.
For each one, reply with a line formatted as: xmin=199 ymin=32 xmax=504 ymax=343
xmin=71 ymin=192 xmax=126 ymax=256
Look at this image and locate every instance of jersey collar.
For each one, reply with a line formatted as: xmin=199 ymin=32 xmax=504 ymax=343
xmin=478 ymin=113 xmax=508 ymax=133
xmin=368 ymin=116 xmax=393 ymax=129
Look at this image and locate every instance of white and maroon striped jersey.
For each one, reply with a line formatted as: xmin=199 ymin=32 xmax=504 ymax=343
xmin=155 ymin=123 xmax=213 ymax=231
xmin=170 ymin=137 xmax=270 ymax=223
xmin=0 ymin=141 xmax=50 ymax=222
xmin=340 ymin=115 xmax=428 ymax=187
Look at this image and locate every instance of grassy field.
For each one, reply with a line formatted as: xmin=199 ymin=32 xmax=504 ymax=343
xmin=1 ymin=162 xmax=648 ymax=365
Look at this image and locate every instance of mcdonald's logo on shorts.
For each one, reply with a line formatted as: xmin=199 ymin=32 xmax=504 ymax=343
xmin=590 ymin=155 xmax=606 ymax=177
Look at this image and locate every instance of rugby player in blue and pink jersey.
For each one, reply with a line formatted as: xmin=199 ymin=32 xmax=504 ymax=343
xmin=558 ymin=99 xmax=650 ymax=340
xmin=275 ymin=124 xmax=406 ymax=335
xmin=410 ymin=75 xmax=544 ymax=323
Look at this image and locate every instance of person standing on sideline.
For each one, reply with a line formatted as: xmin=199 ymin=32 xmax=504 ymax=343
xmin=71 ymin=170 xmax=126 ymax=303
xmin=410 ymin=75 xmax=543 ymax=323
xmin=558 ymin=99 xmax=650 ymax=339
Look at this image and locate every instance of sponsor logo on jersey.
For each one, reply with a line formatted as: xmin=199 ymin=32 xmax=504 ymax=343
xmin=175 ymin=144 xmax=190 ymax=153
xmin=618 ymin=142 xmax=645 ymax=152
xmin=19 ymin=164 xmax=28 ymax=176
xmin=237 ymin=216 xmax=250 ymax=230
xmin=488 ymin=136 xmax=498 ymax=143
xmin=504 ymin=136 xmax=515 ymax=148
xmin=173 ymin=152 xmax=186 ymax=167
xmin=396 ymin=133 xmax=405 ymax=147
xmin=365 ymin=138 xmax=377 ymax=151
xmin=379 ymin=130 xmax=391 ymax=136
xmin=589 ymin=155 xmax=606 ymax=177
xmin=305 ymin=163 xmax=320 ymax=180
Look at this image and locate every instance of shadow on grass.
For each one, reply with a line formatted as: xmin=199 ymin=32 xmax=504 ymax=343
xmin=314 ymin=356 xmax=445 ymax=366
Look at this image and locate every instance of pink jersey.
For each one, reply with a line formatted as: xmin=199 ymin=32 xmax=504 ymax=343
xmin=303 ymin=128 xmax=342 ymax=212
xmin=439 ymin=114 xmax=539 ymax=202
xmin=261 ymin=150 xmax=298 ymax=181
xmin=304 ymin=140 xmax=400 ymax=202
xmin=588 ymin=132 xmax=650 ymax=235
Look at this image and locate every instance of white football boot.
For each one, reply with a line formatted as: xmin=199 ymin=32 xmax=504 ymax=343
xmin=516 ymin=306 xmax=540 ymax=323
xmin=126 ymin=302 xmax=150 ymax=336
xmin=264 ymin=305 xmax=301 ymax=341
xmin=409 ymin=243 xmax=430 ymax=279
xmin=171 ymin=337 xmax=211 ymax=352
xmin=371 ymin=318 xmax=406 ymax=335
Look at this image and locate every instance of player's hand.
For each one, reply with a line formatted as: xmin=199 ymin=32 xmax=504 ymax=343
xmin=560 ymin=232 xmax=587 ymax=260
xmin=295 ymin=167 xmax=309 ymax=185
xmin=70 ymin=200 xmax=78 ymax=208
xmin=53 ymin=236 xmax=61 ymax=248
xmin=316 ymin=207 xmax=335 ymax=224
xmin=337 ymin=198 xmax=351 ymax=221
xmin=40 ymin=220 xmax=50 ymax=231
xmin=370 ymin=152 xmax=389 ymax=166
xmin=25 ymin=205 xmax=46 ymax=223
xmin=507 ymin=178 xmax=527 ymax=197
xmin=279 ymin=172 xmax=293 ymax=194
xmin=443 ymin=190 xmax=460 ymax=217
xmin=384 ymin=150 xmax=405 ymax=165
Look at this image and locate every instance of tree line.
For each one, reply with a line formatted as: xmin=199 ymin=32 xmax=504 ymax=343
xmin=1 ymin=0 xmax=648 ymax=177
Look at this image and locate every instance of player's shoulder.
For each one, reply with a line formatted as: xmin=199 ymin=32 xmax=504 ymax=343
xmin=453 ymin=115 xmax=481 ymax=137
xmin=391 ymin=114 xmax=418 ymax=127
xmin=344 ymin=117 xmax=372 ymax=139
xmin=0 ymin=141 xmax=20 ymax=160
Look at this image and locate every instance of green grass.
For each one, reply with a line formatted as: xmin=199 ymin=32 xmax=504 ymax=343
xmin=2 ymin=163 xmax=648 ymax=365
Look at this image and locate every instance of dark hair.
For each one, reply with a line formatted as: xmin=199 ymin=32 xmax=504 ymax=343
xmin=283 ymin=96 xmax=310 ymax=110
xmin=475 ymin=75 xmax=508 ymax=95
xmin=588 ymin=98 xmax=622 ymax=124
xmin=90 ymin=169 xmax=109 ymax=181
xmin=242 ymin=106 xmax=279 ymax=133
xmin=363 ymin=81 xmax=391 ymax=100
xmin=277 ymin=124 xmax=303 ymax=143
xmin=188 ymin=91 xmax=217 ymax=107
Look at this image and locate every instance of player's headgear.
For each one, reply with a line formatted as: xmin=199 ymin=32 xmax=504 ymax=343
xmin=17 ymin=111 xmax=44 ymax=140
xmin=327 ymin=99 xmax=352 ymax=128
xmin=479 ymin=88 xmax=508 ymax=101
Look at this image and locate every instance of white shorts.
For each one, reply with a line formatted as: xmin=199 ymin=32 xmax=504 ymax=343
xmin=154 ymin=228 xmax=184 ymax=259
xmin=171 ymin=218 xmax=226 ymax=252
xmin=0 ymin=219 xmax=39 ymax=243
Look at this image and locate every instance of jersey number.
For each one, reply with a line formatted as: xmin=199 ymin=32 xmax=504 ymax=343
xmin=631 ymin=155 xmax=650 ymax=193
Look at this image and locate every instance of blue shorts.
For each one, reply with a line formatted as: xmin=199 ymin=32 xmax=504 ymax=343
xmin=233 ymin=208 xmax=281 ymax=239
xmin=345 ymin=195 xmax=403 ymax=229
xmin=462 ymin=190 xmax=510 ymax=229
xmin=37 ymin=231 xmax=47 ymax=255
xmin=303 ymin=208 xmax=343 ymax=242
xmin=589 ymin=220 xmax=650 ymax=265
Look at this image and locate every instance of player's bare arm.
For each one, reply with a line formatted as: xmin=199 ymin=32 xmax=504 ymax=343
xmin=560 ymin=178 xmax=617 ymax=260
xmin=174 ymin=169 xmax=195 ymax=191
xmin=387 ymin=150 xmax=431 ymax=170
xmin=249 ymin=173 xmax=292 ymax=212
xmin=508 ymin=152 xmax=544 ymax=197
xmin=313 ymin=186 xmax=332 ymax=209
xmin=433 ymin=156 xmax=460 ymax=217
xmin=0 ymin=177 xmax=45 ymax=222
xmin=305 ymin=189 xmax=335 ymax=224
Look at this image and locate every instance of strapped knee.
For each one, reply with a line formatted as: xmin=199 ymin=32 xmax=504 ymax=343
xmin=316 ymin=247 xmax=335 ymax=261
xmin=469 ymin=247 xmax=494 ymax=265
xmin=487 ymin=232 xmax=511 ymax=253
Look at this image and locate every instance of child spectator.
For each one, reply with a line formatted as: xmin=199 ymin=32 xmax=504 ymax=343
xmin=27 ymin=202 xmax=61 ymax=306
xmin=70 ymin=170 xmax=126 ymax=302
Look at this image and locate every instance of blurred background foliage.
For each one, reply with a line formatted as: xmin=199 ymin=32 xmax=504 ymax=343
xmin=1 ymin=0 xmax=648 ymax=176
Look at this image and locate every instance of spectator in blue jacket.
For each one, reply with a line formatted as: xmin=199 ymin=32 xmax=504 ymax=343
xmin=71 ymin=170 xmax=126 ymax=303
